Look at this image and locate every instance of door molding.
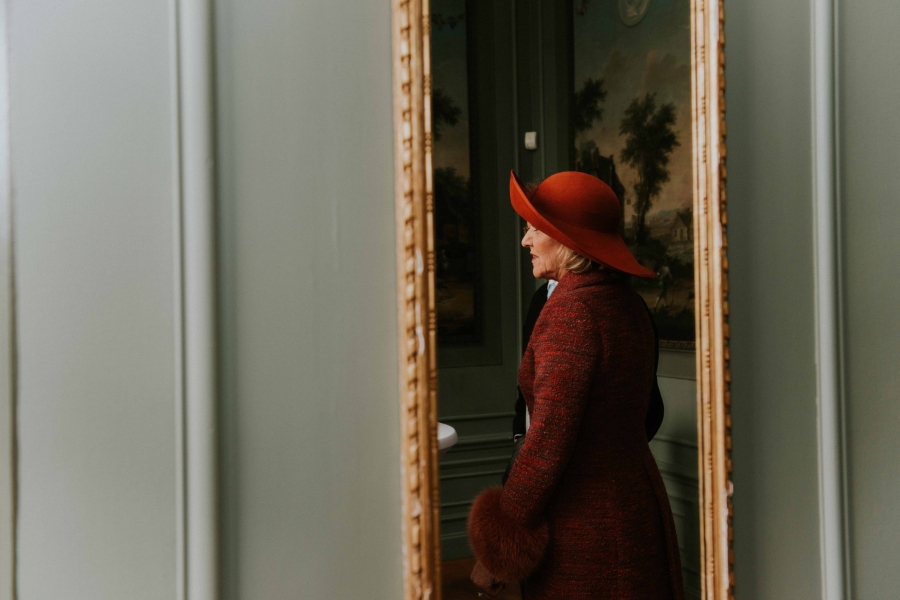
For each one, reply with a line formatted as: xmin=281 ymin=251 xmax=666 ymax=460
xmin=811 ymin=0 xmax=849 ymax=597
xmin=0 ymin=0 xmax=17 ymax=597
xmin=174 ymin=1 xmax=220 ymax=598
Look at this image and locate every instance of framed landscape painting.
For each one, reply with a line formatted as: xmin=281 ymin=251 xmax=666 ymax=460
xmin=572 ymin=0 xmax=695 ymax=349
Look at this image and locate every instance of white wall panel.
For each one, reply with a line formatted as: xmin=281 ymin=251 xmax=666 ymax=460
xmin=9 ymin=1 xmax=179 ymax=598
xmin=726 ymin=0 xmax=824 ymax=597
xmin=215 ymin=0 xmax=402 ymax=598
xmin=0 ymin=1 xmax=15 ymax=597
xmin=840 ymin=1 xmax=900 ymax=598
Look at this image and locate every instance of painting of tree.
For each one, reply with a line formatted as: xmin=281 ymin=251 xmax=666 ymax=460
xmin=619 ymin=93 xmax=679 ymax=244
xmin=573 ymin=77 xmax=607 ymax=134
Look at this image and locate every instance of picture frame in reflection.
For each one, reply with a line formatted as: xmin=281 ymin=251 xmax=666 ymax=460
xmin=389 ymin=0 xmax=732 ymax=597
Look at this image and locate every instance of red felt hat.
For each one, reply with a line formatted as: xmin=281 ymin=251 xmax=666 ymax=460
xmin=510 ymin=170 xmax=655 ymax=279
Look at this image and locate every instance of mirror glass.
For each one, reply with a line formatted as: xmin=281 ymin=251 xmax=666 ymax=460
xmin=432 ymin=1 xmax=700 ymax=598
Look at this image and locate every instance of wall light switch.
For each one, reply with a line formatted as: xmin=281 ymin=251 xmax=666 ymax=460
xmin=524 ymin=131 xmax=538 ymax=150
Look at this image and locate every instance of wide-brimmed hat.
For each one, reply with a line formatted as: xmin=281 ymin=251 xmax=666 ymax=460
xmin=510 ymin=170 xmax=655 ymax=278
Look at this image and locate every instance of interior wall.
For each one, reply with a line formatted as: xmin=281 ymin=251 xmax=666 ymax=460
xmin=214 ymin=0 xmax=402 ymax=598
xmin=728 ymin=0 xmax=900 ymax=597
xmin=6 ymin=0 xmax=403 ymax=598
xmin=839 ymin=1 xmax=900 ymax=598
xmin=725 ymin=0 xmax=824 ymax=597
xmin=8 ymin=1 xmax=179 ymax=598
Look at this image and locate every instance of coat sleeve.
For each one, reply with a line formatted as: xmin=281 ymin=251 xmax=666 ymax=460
xmin=468 ymin=299 xmax=600 ymax=582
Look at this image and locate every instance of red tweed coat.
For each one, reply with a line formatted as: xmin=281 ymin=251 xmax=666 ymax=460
xmin=468 ymin=269 xmax=684 ymax=599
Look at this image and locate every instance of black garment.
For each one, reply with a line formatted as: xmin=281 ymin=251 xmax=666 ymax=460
xmin=512 ymin=283 xmax=549 ymax=437
xmin=512 ymin=281 xmax=664 ymax=441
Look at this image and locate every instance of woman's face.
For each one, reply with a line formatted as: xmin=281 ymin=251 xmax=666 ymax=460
xmin=521 ymin=223 xmax=566 ymax=281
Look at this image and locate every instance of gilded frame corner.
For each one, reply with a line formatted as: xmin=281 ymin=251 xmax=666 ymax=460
xmin=391 ymin=0 xmax=732 ymax=598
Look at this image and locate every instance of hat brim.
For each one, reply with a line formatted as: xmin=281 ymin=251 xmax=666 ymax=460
xmin=510 ymin=171 xmax=656 ymax=279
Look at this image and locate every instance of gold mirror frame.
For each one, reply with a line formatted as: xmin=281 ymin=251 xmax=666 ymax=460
xmin=390 ymin=0 xmax=731 ymax=598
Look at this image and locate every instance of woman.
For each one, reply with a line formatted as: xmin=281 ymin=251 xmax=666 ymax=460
xmin=467 ymin=171 xmax=684 ymax=599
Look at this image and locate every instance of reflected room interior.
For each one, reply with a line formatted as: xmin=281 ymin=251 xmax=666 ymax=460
xmin=431 ymin=1 xmax=700 ymax=598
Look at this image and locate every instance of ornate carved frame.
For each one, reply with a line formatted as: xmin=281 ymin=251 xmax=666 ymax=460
xmin=390 ymin=0 xmax=731 ymax=598
xmin=690 ymin=0 xmax=733 ymax=598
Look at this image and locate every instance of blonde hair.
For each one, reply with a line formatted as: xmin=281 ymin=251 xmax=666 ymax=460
xmin=555 ymin=245 xmax=596 ymax=274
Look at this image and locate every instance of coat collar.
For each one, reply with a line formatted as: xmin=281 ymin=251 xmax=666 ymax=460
xmin=552 ymin=267 xmax=627 ymax=295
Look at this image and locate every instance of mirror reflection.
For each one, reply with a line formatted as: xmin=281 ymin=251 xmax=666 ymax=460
xmin=432 ymin=1 xmax=698 ymax=599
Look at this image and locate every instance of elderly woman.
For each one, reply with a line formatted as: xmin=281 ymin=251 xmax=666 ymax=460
xmin=467 ymin=172 xmax=684 ymax=599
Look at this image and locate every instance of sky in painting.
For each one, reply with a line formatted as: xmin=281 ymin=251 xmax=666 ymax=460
xmin=574 ymin=0 xmax=691 ymax=219
xmin=431 ymin=0 xmax=470 ymax=178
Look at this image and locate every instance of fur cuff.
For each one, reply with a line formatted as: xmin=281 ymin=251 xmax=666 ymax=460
xmin=467 ymin=487 xmax=549 ymax=582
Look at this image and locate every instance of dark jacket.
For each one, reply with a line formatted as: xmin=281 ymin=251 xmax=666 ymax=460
xmin=513 ymin=281 xmax=664 ymax=441
xmin=471 ymin=269 xmax=684 ymax=599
